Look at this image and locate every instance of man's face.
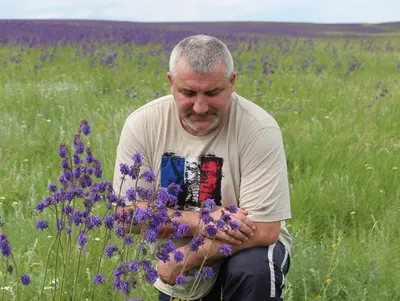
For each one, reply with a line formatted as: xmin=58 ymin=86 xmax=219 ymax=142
xmin=167 ymin=58 xmax=236 ymax=136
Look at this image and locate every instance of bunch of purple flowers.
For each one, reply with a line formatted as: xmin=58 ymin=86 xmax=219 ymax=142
xmin=34 ymin=120 xmax=238 ymax=300
xmin=0 ymin=216 xmax=31 ymax=296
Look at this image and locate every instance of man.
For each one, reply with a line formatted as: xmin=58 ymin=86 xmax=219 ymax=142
xmin=113 ymin=34 xmax=292 ymax=301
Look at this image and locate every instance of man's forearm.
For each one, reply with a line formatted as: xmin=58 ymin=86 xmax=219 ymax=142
xmin=118 ymin=202 xmax=201 ymax=238
xmin=180 ymin=221 xmax=281 ymax=272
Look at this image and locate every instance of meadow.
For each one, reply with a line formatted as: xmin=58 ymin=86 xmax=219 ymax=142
xmin=0 ymin=20 xmax=399 ymax=300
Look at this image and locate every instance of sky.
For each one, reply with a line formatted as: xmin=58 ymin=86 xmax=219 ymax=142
xmin=0 ymin=0 xmax=399 ymax=24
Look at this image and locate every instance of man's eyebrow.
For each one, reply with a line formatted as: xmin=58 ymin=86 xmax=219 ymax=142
xmin=180 ymin=88 xmax=195 ymax=93
xmin=179 ymin=87 xmax=221 ymax=93
xmin=205 ymin=88 xmax=220 ymax=93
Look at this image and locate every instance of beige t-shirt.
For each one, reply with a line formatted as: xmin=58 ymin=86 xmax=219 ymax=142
xmin=113 ymin=92 xmax=292 ymax=300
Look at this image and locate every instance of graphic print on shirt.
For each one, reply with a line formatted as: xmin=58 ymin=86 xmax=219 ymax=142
xmin=160 ymin=152 xmax=223 ymax=210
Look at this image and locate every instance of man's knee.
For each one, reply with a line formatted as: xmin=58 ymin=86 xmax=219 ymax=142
xmin=220 ymin=241 xmax=290 ymax=300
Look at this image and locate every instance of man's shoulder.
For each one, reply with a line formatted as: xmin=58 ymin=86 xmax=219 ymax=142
xmin=233 ymin=92 xmax=280 ymax=131
xmin=125 ymin=94 xmax=174 ymax=124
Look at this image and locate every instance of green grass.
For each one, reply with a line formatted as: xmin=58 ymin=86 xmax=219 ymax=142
xmin=0 ymin=35 xmax=399 ymax=300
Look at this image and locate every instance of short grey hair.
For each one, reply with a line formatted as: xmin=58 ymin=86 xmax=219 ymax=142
xmin=169 ymin=34 xmax=234 ymax=79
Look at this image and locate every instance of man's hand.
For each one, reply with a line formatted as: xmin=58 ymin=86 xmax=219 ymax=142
xmin=207 ymin=207 xmax=257 ymax=246
xmin=157 ymin=258 xmax=183 ymax=286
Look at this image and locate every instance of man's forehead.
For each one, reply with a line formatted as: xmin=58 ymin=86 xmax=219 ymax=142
xmin=175 ymin=57 xmax=226 ymax=75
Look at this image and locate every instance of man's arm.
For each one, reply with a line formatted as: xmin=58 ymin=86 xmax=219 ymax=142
xmin=157 ymin=221 xmax=281 ymax=285
xmin=117 ymin=202 xmax=256 ymax=244
xmin=116 ymin=203 xmax=202 ymax=238
xmin=185 ymin=220 xmax=280 ymax=268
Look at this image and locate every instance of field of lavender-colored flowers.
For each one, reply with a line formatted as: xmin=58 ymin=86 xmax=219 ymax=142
xmin=0 ymin=20 xmax=399 ymax=300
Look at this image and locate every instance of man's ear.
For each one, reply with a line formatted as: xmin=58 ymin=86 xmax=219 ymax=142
xmin=167 ymin=72 xmax=174 ymax=94
xmin=230 ymin=72 xmax=237 ymax=92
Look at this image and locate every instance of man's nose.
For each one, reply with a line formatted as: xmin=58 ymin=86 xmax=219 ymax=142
xmin=192 ymin=96 xmax=208 ymax=115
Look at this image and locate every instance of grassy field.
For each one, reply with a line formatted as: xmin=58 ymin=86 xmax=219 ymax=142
xmin=0 ymin=25 xmax=400 ymax=300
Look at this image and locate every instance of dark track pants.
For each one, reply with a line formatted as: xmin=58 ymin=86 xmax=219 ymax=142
xmin=159 ymin=240 xmax=290 ymax=301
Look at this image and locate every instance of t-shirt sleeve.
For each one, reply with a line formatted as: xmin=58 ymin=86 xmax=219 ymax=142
xmin=112 ymin=113 xmax=154 ymax=202
xmin=239 ymin=127 xmax=291 ymax=222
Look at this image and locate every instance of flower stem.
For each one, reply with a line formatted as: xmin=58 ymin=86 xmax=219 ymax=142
xmin=168 ymin=218 xmax=203 ymax=301
xmin=89 ymin=229 xmax=111 ymax=300
xmin=71 ymin=246 xmax=84 ymax=301
xmin=2 ymin=258 xmax=9 ymax=301
xmin=187 ymin=236 xmax=217 ymax=300
xmin=58 ymin=233 xmax=71 ymax=301
xmin=40 ymin=234 xmax=58 ymax=299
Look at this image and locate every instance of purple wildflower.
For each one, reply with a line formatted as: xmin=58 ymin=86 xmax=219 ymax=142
xmin=48 ymin=183 xmax=57 ymax=192
xmin=119 ymin=280 xmax=131 ymax=295
xmin=219 ymin=244 xmax=232 ymax=256
xmin=0 ymin=240 xmax=11 ymax=257
xmin=176 ymin=223 xmax=190 ymax=238
xmin=60 ymin=159 xmax=68 ymax=169
xmin=93 ymin=274 xmax=105 ymax=284
xmin=56 ymin=219 xmax=64 ymax=231
xmin=73 ymin=154 xmax=82 ymax=165
xmin=132 ymin=152 xmax=143 ymax=165
xmin=94 ymin=168 xmax=102 ymax=178
xmin=145 ymin=228 xmax=158 ymax=243
xmin=173 ymin=250 xmax=184 ymax=263
xmin=35 ymin=201 xmax=46 ymax=213
xmin=58 ymin=144 xmax=67 ymax=158
xmin=229 ymin=220 xmax=239 ymax=231
xmin=80 ymin=175 xmax=92 ymax=188
xmin=63 ymin=169 xmax=72 ymax=181
xmin=126 ymin=260 xmax=139 ymax=272
xmin=172 ymin=210 xmax=182 ymax=218
xmin=115 ymin=224 xmax=126 ymax=238
xmin=64 ymin=205 xmax=74 ymax=215
xmin=190 ymin=234 xmax=205 ymax=252
xmin=36 ymin=220 xmax=48 ymax=231
xmin=123 ymin=235 xmax=133 ymax=245
xmin=80 ymin=120 xmax=90 ymax=135
xmin=77 ymin=231 xmax=87 ymax=248
xmin=226 ymin=204 xmax=238 ymax=214
xmin=137 ymin=242 xmax=147 ymax=254
xmin=221 ymin=213 xmax=231 ymax=223
xmin=86 ymin=152 xmax=94 ymax=164
xmin=195 ymin=266 xmax=214 ymax=282
xmin=86 ymin=167 xmax=93 ymax=176
xmin=66 ymin=226 xmax=72 ymax=234
xmin=88 ymin=216 xmax=102 ymax=229
xmin=73 ymin=168 xmax=81 ymax=179
xmin=126 ymin=188 xmax=136 ymax=202
xmin=175 ymin=274 xmax=187 ymax=285
xmin=143 ymin=170 xmax=156 ymax=183
xmin=204 ymin=224 xmax=217 ymax=237
xmin=200 ymin=210 xmax=213 ymax=225
xmin=133 ymin=207 xmax=147 ymax=225
xmin=215 ymin=219 xmax=226 ymax=230
xmin=204 ymin=199 xmax=216 ymax=210
xmin=20 ymin=274 xmax=31 ymax=285
xmin=105 ymin=244 xmax=118 ymax=257
xmin=119 ymin=163 xmax=130 ymax=175
xmin=104 ymin=214 xmax=115 ymax=229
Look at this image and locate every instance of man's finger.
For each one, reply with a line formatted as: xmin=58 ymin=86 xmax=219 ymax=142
xmin=218 ymin=230 xmax=242 ymax=246
xmin=235 ymin=213 xmax=256 ymax=231
xmin=226 ymin=227 xmax=250 ymax=243
xmin=238 ymin=208 xmax=248 ymax=215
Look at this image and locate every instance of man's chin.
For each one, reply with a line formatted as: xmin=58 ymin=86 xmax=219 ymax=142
xmin=184 ymin=118 xmax=220 ymax=133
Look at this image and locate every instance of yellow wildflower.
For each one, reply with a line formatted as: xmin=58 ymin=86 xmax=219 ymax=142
xmin=331 ymin=243 xmax=337 ymax=249
xmin=326 ymin=279 xmax=332 ymax=285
